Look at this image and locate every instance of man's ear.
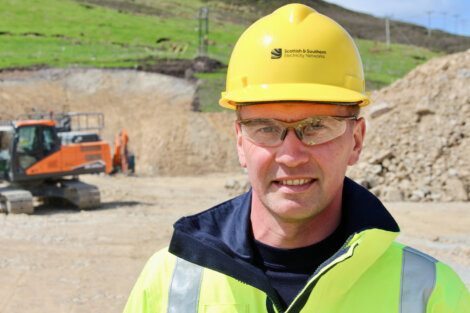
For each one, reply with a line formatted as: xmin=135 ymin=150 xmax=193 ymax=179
xmin=347 ymin=117 xmax=366 ymax=166
xmin=235 ymin=122 xmax=247 ymax=168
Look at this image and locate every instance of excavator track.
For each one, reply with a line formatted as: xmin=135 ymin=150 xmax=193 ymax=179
xmin=60 ymin=180 xmax=101 ymax=210
xmin=0 ymin=188 xmax=34 ymax=214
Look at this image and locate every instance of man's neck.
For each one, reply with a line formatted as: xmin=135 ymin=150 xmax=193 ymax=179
xmin=250 ymin=193 xmax=342 ymax=249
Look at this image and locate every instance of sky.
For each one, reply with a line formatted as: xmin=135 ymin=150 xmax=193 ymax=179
xmin=325 ymin=0 xmax=470 ymax=37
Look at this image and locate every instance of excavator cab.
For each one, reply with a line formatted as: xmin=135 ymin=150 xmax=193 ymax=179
xmin=12 ymin=121 xmax=61 ymax=177
xmin=7 ymin=114 xmax=112 ymax=182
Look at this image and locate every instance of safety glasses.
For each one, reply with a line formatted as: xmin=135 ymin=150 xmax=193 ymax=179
xmin=238 ymin=115 xmax=358 ymax=147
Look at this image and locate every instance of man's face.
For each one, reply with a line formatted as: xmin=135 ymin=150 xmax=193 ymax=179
xmin=236 ymin=102 xmax=365 ymax=223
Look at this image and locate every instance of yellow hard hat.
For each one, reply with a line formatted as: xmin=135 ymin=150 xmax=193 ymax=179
xmin=219 ymin=3 xmax=369 ymax=109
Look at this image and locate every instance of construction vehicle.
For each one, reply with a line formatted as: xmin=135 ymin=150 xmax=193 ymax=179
xmin=0 ymin=112 xmax=112 ymax=214
xmin=111 ymin=128 xmax=135 ymax=175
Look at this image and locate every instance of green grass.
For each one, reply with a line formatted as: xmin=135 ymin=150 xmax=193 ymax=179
xmin=356 ymin=39 xmax=440 ymax=89
xmin=0 ymin=0 xmax=244 ymax=68
xmin=0 ymin=0 xmax=441 ymax=111
xmin=0 ymin=35 xmax=150 ymax=68
xmin=195 ymin=71 xmax=227 ymax=112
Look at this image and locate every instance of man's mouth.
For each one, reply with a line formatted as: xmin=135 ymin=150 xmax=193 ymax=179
xmin=276 ymin=178 xmax=313 ymax=186
xmin=272 ymin=178 xmax=317 ymax=192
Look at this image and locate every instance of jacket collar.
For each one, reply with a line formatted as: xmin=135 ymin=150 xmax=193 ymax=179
xmin=170 ymin=177 xmax=399 ymax=262
xmin=169 ymin=177 xmax=400 ymax=310
xmin=341 ymin=177 xmax=399 ymax=235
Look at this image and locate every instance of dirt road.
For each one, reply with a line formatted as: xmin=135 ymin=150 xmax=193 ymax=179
xmin=0 ymin=174 xmax=468 ymax=313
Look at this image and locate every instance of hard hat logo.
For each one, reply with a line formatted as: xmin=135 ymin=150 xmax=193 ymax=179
xmin=282 ymin=49 xmax=327 ymax=59
xmin=219 ymin=3 xmax=370 ymax=110
xmin=271 ymin=48 xmax=282 ymax=59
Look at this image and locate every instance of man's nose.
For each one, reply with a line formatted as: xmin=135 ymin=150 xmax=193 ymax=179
xmin=275 ymin=129 xmax=310 ymax=167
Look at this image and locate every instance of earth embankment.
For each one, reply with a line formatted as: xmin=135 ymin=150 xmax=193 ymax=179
xmin=0 ymin=68 xmax=239 ymax=175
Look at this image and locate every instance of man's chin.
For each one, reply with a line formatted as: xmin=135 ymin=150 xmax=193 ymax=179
xmin=264 ymin=197 xmax=322 ymax=222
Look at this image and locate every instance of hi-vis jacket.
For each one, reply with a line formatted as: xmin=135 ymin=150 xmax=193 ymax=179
xmin=124 ymin=178 xmax=470 ymax=313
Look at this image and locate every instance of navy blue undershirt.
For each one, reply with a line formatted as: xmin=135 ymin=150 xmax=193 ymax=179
xmin=253 ymin=221 xmax=347 ymax=307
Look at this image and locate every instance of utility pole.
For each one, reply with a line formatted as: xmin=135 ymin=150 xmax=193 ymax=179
xmin=426 ymin=11 xmax=433 ymax=37
xmin=461 ymin=19 xmax=468 ymax=36
xmin=198 ymin=7 xmax=209 ymax=57
xmin=385 ymin=16 xmax=390 ymax=47
xmin=441 ymin=11 xmax=447 ymax=31
xmin=453 ymin=14 xmax=460 ymax=35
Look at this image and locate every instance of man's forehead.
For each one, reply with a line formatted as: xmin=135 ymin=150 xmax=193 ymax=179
xmin=237 ymin=102 xmax=358 ymax=120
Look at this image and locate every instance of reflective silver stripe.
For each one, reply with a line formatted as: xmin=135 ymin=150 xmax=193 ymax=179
xmin=400 ymin=246 xmax=437 ymax=313
xmin=167 ymin=257 xmax=203 ymax=313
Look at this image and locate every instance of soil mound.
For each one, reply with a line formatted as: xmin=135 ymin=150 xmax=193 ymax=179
xmin=348 ymin=50 xmax=470 ymax=201
xmin=0 ymin=68 xmax=239 ymax=175
xmin=136 ymin=56 xmax=225 ymax=78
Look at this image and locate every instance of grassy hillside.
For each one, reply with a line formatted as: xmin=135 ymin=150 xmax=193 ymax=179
xmin=0 ymin=0 xmax=245 ymax=68
xmin=226 ymin=0 xmax=470 ymax=53
xmin=0 ymin=0 xmax=440 ymax=111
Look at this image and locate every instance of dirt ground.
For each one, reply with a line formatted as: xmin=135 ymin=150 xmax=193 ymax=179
xmin=0 ymin=63 xmax=468 ymax=312
xmin=0 ymin=173 xmax=468 ymax=313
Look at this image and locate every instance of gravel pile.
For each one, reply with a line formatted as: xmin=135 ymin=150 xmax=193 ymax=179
xmin=348 ymin=50 xmax=470 ymax=202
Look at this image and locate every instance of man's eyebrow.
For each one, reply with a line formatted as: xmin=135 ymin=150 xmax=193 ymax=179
xmin=239 ymin=118 xmax=275 ymax=123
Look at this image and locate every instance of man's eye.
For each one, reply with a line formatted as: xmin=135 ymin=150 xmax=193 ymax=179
xmin=256 ymin=126 xmax=281 ymax=133
xmin=303 ymin=123 xmax=325 ymax=133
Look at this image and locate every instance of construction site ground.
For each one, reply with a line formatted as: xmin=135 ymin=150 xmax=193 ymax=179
xmin=0 ymin=173 xmax=468 ymax=313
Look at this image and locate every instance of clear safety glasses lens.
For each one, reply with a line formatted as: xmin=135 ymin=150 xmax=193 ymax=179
xmin=238 ymin=115 xmax=357 ymax=147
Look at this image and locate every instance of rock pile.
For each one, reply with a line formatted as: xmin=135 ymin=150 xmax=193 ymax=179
xmin=348 ymin=50 xmax=470 ymax=202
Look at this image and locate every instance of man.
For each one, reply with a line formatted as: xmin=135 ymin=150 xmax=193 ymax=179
xmin=124 ymin=3 xmax=469 ymax=312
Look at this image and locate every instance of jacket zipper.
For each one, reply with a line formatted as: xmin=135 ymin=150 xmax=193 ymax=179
xmin=284 ymin=235 xmax=361 ymax=313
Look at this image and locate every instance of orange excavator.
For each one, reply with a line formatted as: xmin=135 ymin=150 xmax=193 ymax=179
xmin=0 ymin=112 xmax=112 ymax=214
xmin=112 ymin=128 xmax=135 ymax=175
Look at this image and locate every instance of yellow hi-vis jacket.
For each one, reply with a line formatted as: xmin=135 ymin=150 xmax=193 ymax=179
xmin=124 ymin=178 xmax=470 ymax=313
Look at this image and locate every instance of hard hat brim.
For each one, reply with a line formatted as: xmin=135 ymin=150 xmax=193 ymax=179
xmin=219 ymin=83 xmax=370 ymax=110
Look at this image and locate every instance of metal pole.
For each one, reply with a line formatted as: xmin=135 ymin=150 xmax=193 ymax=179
xmin=204 ymin=8 xmax=209 ymax=37
xmin=461 ymin=19 xmax=467 ymax=36
xmin=198 ymin=7 xmax=209 ymax=57
xmin=385 ymin=17 xmax=390 ymax=47
xmin=426 ymin=11 xmax=433 ymax=37
xmin=198 ymin=9 xmax=202 ymax=56
xmin=441 ymin=11 xmax=447 ymax=31
xmin=453 ymin=14 xmax=459 ymax=34
xmin=203 ymin=8 xmax=209 ymax=56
